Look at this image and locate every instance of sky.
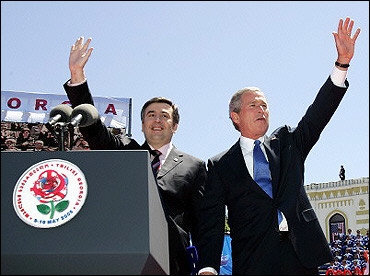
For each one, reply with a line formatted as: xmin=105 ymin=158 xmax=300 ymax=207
xmin=1 ymin=1 xmax=369 ymax=185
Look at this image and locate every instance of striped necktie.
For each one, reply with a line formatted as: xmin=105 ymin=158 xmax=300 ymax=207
xmin=150 ymin=149 xmax=161 ymax=176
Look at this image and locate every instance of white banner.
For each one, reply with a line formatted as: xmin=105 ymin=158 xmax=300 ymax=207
xmin=1 ymin=90 xmax=132 ymax=129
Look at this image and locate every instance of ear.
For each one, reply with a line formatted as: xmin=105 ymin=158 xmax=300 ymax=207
xmin=230 ymin=112 xmax=239 ymax=124
xmin=172 ymin=123 xmax=178 ymax=133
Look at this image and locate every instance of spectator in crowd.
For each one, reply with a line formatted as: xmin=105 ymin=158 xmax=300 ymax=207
xmin=363 ymin=249 xmax=369 ymax=275
xmin=334 ymin=227 xmax=346 ymax=243
xmin=30 ymin=123 xmax=43 ymax=140
xmin=33 ymin=140 xmax=47 ymax=151
xmin=339 ymin=258 xmax=352 ymax=274
xmin=363 ymin=230 xmax=369 ymax=250
xmin=10 ymin=122 xmax=23 ymax=132
xmin=344 ymin=247 xmax=354 ymax=261
xmin=16 ymin=127 xmax=34 ymax=151
xmin=72 ymin=136 xmax=90 ymax=150
xmin=325 ymin=261 xmax=338 ymax=275
xmin=37 ymin=127 xmax=59 ymax=150
xmin=1 ymin=122 xmax=14 ymax=141
xmin=342 ymin=238 xmax=355 ymax=256
xmin=3 ymin=138 xmax=20 ymax=151
xmin=353 ymin=241 xmax=365 ymax=255
xmin=346 ymin=229 xmax=356 ymax=241
xmin=352 ymin=259 xmax=364 ymax=275
xmin=111 ymin=127 xmax=125 ymax=137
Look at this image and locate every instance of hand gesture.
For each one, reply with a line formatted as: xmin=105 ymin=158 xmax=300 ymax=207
xmin=69 ymin=36 xmax=94 ymax=83
xmin=332 ymin=17 xmax=360 ymax=66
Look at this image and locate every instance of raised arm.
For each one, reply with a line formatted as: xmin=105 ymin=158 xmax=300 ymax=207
xmin=69 ymin=36 xmax=94 ymax=84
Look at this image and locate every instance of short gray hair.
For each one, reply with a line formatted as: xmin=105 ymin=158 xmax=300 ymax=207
xmin=228 ymin=87 xmax=265 ymax=131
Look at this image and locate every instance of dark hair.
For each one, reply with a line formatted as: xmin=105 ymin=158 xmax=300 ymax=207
xmin=140 ymin=97 xmax=180 ymax=125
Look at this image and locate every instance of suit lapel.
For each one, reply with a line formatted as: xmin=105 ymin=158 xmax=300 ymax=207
xmin=226 ymin=138 xmax=282 ymax=197
xmin=264 ymin=135 xmax=282 ymax=198
xmin=141 ymin=141 xmax=151 ymax=151
xmin=265 ymin=135 xmax=290 ymax=201
xmin=226 ymin=141 xmax=249 ymax=177
xmin=141 ymin=142 xmax=183 ymax=178
xmin=157 ymin=147 xmax=183 ymax=178
xmin=223 ymin=141 xmax=256 ymax=192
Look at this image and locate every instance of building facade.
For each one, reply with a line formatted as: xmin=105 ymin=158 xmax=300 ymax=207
xmin=304 ymin=177 xmax=369 ymax=242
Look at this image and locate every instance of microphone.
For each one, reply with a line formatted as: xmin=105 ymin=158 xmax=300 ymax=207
xmin=70 ymin=103 xmax=99 ymax=127
xmin=48 ymin=104 xmax=73 ymax=125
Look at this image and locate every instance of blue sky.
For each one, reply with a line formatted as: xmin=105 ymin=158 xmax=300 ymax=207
xmin=1 ymin=1 xmax=369 ymax=185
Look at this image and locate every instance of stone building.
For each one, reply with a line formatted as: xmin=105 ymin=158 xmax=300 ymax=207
xmin=304 ymin=176 xmax=369 ymax=243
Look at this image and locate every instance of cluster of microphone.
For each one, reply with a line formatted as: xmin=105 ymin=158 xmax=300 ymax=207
xmin=48 ymin=104 xmax=99 ymax=127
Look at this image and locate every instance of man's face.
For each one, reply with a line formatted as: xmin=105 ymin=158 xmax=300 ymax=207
xmin=34 ymin=141 xmax=43 ymax=149
xmin=142 ymin=102 xmax=178 ymax=148
xmin=230 ymin=91 xmax=269 ymax=140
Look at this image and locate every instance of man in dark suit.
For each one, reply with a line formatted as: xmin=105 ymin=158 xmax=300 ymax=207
xmin=63 ymin=37 xmax=207 ymax=275
xmin=196 ymin=17 xmax=361 ymax=275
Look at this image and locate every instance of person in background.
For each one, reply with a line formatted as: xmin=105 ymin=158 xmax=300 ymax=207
xmin=62 ymin=36 xmax=207 ymax=275
xmin=111 ymin=127 xmax=125 ymax=137
xmin=339 ymin=165 xmax=346 ymax=180
xmin=196 ymin=17 xmax=360 ymax=275
xmin=3 ymin=138 xmax=20 ymax=151
xmin=1 ymin=122 xmax=13 ymax=147
xmin=16 ymin=127 xmax=33 ymax=151
xmin=33 ymin=140 xmax=46 ymax=151
xmin=39 ymin=126 xmax=59 ymax=150
xmin=72 ymin=136 xmax=90 ymax=151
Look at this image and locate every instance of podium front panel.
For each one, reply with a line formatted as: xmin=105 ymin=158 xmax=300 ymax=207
xmin=1 ymin=150 xmax=169 ymax=275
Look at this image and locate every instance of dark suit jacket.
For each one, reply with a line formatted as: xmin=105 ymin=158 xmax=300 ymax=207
xmin=64 ymin=80 xmax=207 ymax=275
xmin=196 ymin=76 xmax=347 ymax=274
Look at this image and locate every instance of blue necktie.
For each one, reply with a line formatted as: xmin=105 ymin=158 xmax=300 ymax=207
xmin=151 ymin=149 xmax=161 ymax=176
xmin=253 ymin=140 xmax=283 ymax=225
xmin=253 ymin=140 xmax=273 ymax=197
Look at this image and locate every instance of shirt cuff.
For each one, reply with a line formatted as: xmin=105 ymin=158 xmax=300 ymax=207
xmin=198 ymin=267 xmax=218 ymax=275
xmin=330 ymin=66 xmax=347 ymax=88
xmin=66 ymin=78 xmax=87 ymax=87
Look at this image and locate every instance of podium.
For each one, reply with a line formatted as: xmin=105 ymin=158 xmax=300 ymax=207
xmin=1 ymin=150 xmax=169 ymax=275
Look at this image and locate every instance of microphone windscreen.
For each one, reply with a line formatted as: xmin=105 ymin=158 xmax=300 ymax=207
xmin=71 ymin=104 xmax=99 ymax=127
xmin=49 ymin=104 xmax=73 ymax=123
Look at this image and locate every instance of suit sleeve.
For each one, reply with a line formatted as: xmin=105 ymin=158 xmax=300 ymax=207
xmin=63 ymin=80 xmax=140 ymax=150
xmin=293 ymin=76 xmax=348 ymax=159
xmin=195 ymin=158 xmax=226 ymax=273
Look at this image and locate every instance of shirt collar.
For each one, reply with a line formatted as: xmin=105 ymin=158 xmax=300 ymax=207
xmin=240 ymin=135 xmax=266 ymax=152
xmin=149 ymin=142 xmax=173 ymax=160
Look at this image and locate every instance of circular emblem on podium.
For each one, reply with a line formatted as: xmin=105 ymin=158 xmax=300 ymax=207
xmin=13 ymin=159 xmax=88 ymax=228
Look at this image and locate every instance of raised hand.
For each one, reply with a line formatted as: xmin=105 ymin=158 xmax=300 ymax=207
xmin=332 ymin=17 xmax=361 ymax=66
xmin=69 ymin=36 xmax=94 ymax=84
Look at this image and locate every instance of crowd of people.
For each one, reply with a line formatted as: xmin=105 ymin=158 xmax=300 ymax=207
xmin=323 ymin=229 xmax=369 ymax=275
xmin=2 ymin=122 xmax=56 ymax=151
xmin=1 ymin=121 xmax=124 ymax=152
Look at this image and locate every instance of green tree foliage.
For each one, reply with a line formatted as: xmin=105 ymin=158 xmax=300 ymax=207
xmin=225 ymin=216 xmax=230 ymax=234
